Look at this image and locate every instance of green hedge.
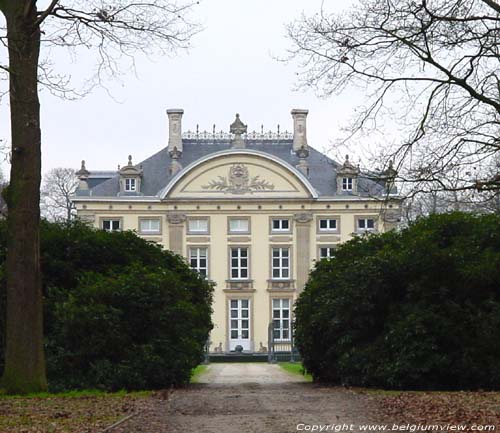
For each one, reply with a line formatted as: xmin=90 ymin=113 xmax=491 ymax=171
xmin=294 ymin=212 xmax=500 ymax=390
xmin=0 ymin=220 xmax=213 ymax=391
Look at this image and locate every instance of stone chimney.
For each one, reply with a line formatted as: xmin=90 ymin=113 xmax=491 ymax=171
xmin=291 ymin=109 xmax=308 ymax=153
xmin=167 ymin=108 xmax=184 ymax=155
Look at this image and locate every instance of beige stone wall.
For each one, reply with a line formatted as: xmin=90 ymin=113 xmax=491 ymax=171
xmin=75 ymin=197 xmax=400 ymax=352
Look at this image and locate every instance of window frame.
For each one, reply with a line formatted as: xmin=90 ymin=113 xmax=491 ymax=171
xmin=227 ymin=217 xmax=251 ymax=235
xmin=269 ymin=217 xmax=292 ymax=234
xmin=318 ymin=245 xmax=336 ymax=260
xmin=271 ymin=246 xmax=291 ymax=280
xmin=229 ymin=246 xmax=250 ymax=280
xmin=187 ymin=217 xmax=210 ymax=235
xmin=100 ymin=217 xmax=122 ymax=232
xmin=271 ymin=298 xmax=292 ymax=342
xmin=342 ymin=177 xmax=353 ymax=191
xmin=356 ymin=216 xmax=377 ymax=233
xmin=189 ymin=246 xmax=209 ymax=278
xmin=316 ymin=215 xmax=340 ymax=234
xmin=124 ymin=177 xmax=137 ymax=192
xmin=138 ymin=217 xmax=161 ymax=235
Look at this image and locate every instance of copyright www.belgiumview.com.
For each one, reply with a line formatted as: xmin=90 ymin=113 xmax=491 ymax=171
xmin=296 ymin=424 xmax=496 ymax=432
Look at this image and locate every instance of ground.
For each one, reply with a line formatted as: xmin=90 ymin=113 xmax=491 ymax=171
xmin=1 ymin=363 xmax=499 ymax=432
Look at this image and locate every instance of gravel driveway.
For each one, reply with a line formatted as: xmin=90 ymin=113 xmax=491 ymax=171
xmin=164 ymin=363 xmax=378 ymax=433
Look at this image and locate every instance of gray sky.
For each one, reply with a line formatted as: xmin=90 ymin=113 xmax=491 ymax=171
xmin=1 ymin=0 xmax=364 ymax=178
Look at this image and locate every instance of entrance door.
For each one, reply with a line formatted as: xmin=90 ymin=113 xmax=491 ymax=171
xmin=229 ymin=299 xmax=251 ymax=351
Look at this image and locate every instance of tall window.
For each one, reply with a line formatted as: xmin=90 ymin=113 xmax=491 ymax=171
xmin=318 ymin=218 xmax=337 ymax=231
xmin=125 ymin=178 xmax=136 ymax=192
xmin=342 ymin=177 xmax=353 ymax=191
xmin=358 ymin=218 xmax=375 ymax=232
xmin=139 ymin=218 xmax=160 ymax=234
xmin=319 ymin=247 xmax=335 ymax=260
xmin=271 ymin=218 xmax=290 ymax=232
xmin=229 ymin=218 xmax=249 ymax=233
xmin=272 ymin=247 xmax=290 ymax=279
xmin=190 ymin=247 xmax=208 ymax=277
xmin=230 ymin=247 xmax=248 ymax=279
xmin=102 ymin=219 xmax=121 ymax=232
xmin=188 ymin=218 xmax=209 ymax=234
xmin=272 ymin=299 xmax=290 ymax=341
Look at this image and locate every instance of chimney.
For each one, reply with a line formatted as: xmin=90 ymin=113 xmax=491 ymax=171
xmin=291 ymin=109 xmax=308 ymax=152
xmin=167 ymin=108 xmax=184 ymax=154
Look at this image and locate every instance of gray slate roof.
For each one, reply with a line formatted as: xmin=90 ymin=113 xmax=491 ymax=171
xmin=78 ymin=139 xmax=387 ymax=198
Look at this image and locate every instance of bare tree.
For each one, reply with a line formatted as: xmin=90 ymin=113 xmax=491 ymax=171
xmin=286 ymin=0 xmax=499 ymax=199
xmin=41 ymin=168 xmax=78 ymax=223
xmin=0 ymin=0 xmax=199 ymax=394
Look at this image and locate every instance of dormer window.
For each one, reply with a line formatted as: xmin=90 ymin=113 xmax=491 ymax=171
xmin=125 ymin=178 xmax=136 ymax=192
xmin=342 ymin=177 xmax=353 ymax=191
xmin=118 ymin=155 xmax=143 ymax=195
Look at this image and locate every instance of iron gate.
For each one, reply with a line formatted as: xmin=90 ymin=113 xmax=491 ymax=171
xmin=267 ymin=321 xmax=299 ymax=363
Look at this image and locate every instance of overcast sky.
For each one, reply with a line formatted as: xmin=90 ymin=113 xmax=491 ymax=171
xmin=0 ymin=0 xmax=365 ymax=178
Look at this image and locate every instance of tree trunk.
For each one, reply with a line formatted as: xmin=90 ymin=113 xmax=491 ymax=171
xmin=1 ymin=1 xmax=47 ymax=393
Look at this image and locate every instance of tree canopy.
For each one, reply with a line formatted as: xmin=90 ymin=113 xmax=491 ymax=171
xmin=287 ymin=0 xmax=499 ymax=198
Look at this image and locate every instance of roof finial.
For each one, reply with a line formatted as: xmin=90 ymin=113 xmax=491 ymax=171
xmin=128 ymin=155 xmax=133 ymax=165
xmin=230 ymin=113 xmax=247 ymax=149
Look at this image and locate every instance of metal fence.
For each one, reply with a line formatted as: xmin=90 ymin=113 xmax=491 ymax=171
xmin=267 ymin=321 xmax=299 ymax=363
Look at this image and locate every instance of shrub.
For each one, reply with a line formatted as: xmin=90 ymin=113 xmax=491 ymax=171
xmin=0 ymin=220 xmax=213 ymax=391
xmin=294 ymin=212 xmax=500 ymax=390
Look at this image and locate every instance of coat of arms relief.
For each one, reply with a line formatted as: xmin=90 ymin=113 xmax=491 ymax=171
xmin=202 ymin=164 xmax=275 ymax=194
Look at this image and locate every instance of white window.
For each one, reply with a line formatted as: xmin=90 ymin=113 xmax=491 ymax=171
xmin=358 ymin=218 xmax=375 ymax=231
xmin=229 ymin=218 xmax=249 ymax=233
xmin=102 ymin=219 xmax=121 ymax=232
xmin=230 ymin=247 xmax=249 ymax=280
xmin=272 ymin=299 xmax=291 ymax=341
xmin=342 ymin=177 xmax=353 ymax=191
xmin=272 ymin=247 xmax=290 ymax=279
xmin=319 ymin=247 xmax=335 ymax=259
xmin=125 ymin=178 xmax=136 ymax=192
xmin=271 ymin=218 xmax=290 ymax=232
xmin=190 ymin=247 xmax=208 ymax=277
xmin=188 ymin=218 xmax=209 ymax=234
xmin=319 ymin=218 xmax=337 ymax=231
xmin=139 ymin=218 xmax=160 ymax=234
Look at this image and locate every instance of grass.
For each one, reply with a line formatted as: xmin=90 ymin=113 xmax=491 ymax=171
xmin=190 ymin=364 xmax=208 ymax=383
xmin=0 ymin=388 xmax=151 ymax=399
xmin=278 ymin=362 xmax=313 ymax=382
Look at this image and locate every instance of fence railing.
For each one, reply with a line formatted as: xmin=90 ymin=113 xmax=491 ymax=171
xmin=267 ymin=322 xmax=298 ymax=363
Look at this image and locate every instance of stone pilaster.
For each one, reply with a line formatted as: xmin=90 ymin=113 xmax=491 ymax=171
xmin=294 ymin=212 xmax=313 ymax=292
xmin=167 ymin=213 xmax=186 ymax=255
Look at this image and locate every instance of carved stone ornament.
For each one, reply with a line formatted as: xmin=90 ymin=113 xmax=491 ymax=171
xmin=293 ymin=212 xmax=313 ymax=223
xmin=382 ymin=210 xmax=401 ymax=223
xmin=202 ymin=164 xmax=275 ymax=194
xmin=166 ymin=213 xmax=186 ymax=224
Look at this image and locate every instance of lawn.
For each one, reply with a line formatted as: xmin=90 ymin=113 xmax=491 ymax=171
xmin=0 ymin=389 xmax=152 ymax=433
xmin=278 ymin=362 xmax=313 ymax=382
xmin=190 ymin=364 xmax=208 ymax=383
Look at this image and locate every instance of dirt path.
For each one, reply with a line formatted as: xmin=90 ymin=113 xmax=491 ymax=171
xmin=164 ymin=363 xmax=378 ymax=433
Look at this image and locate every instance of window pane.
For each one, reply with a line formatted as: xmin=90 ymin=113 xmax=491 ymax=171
xmin=320 ymin=220 xmax=327 ymax=229
xmin=272 ymin=299 xmax=280 ymax=308
xmin=359 ymin=219 xmax=366 ymax=229
xmin=273 ymin=220 xmax=280 ymax=229
xmin=242 ymin=330 xmax=249 ymax=339
xmin=282 ymin=269 xmax=289 ymax=278
xmin=273 ymin=310 xmax=280 ymax=318
xmin=282 ymin=220 xmax=289 ymax=229
xmin=273 ymin=269 xmax=280 ymax=278
xmin=282 ymin=320 xmax=289 ymax=329
xmin=231 ymin=300 xmax=238 ymax=308
xmin=232 ymin=269 xmax=239 ymax=278
xmin=282 ymin=299 xmax=289 ymax=307
xmin=367 ymin=219 xmax=374 ymax=229
xmin=283 ymin=330 xmax=289 ymax=340
xmin=241 ymin=300 xmax=248 ymax=308
xmin=231 ymin=330 xmax=238 ymax=339
xmin=241 ymin=269 xmax=248 ymax=278
xmin=231 ymin=310 xmax=238 ymax=318
xmin=240 ymin=248 xmax=247 ymax=257
xmin=241 ymin=320 xmax=249 ymax=329
xmin=189 ymin=219 xmax=208 ymax=232
xmin=241 ymin=310 xmax=248 ymax=318
xmin=230 ymin=219 xmax=248 ymax=232
xmin=231 ymin=320 xmax=238 ymax=328
xmin=282 ymin=310 xmax=289 ymax=318
xmin=282 ymin=249 xmax=289 ymax=258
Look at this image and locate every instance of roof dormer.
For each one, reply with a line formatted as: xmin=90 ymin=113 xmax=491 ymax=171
xmin=336 ymin=155 xmax=360 ymax=194
xmin=118 ymin=155 xmax=143 ymax=195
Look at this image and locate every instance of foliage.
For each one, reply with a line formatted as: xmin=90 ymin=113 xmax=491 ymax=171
xmin=294 ymin=212 xmax=500 ymax=389
xmin=0 ymin=220 xmax=213 ymax=391
xmin=278 ymin=363 xmax=312 ymax=382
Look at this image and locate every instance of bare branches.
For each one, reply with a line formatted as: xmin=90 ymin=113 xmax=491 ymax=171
xmin=286 ymin=0 xmax=500 ymax=196
xmin=35 ymin=0 xmax=59 ymax=26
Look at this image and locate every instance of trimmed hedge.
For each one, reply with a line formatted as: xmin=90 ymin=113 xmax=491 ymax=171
xmin=294 ymin=212 xmax=500 ymax=390
xmin=0 ymin=220 xmax=213 ymax=391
